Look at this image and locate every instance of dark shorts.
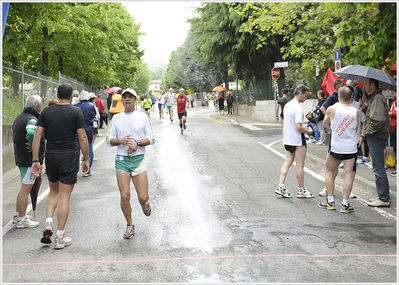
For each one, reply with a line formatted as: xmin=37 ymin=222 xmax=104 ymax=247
xmin=284 ymin=134 xmax=307 ymax=153
xmin=145 ymin=108 xmax=151 ymax=111
xmin=45 ymin=151 xmax=79 ymax=185
xmin=178 ymin=111 xmax=187 ymax=119
xmin=93 ymin=127 xmax=98 ymax=135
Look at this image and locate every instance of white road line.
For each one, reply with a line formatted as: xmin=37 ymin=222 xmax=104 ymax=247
xmin=239 ymin=123 xmax=263 ymax=131
xmin=2 ymin=138 xmax=107 ymax=236
xmin=261 ymin=140 xmax=397 ymax=222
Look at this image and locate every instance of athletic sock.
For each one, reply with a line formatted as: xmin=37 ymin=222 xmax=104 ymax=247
xmin=180 ymin=124 xmax=182 ymax=129
xmin=45 ymin=217 xmax=53 ymax=224
xmin=342 ymin=199 xmax=349 ymax=206
xmin=57 ymin=229 xmax=65 ymax=238
xmin=328 ymin=196 xmax=334 ymax=203
xmin=298 ymin=187 xmax=305 ymax=192
xmin=19 ymin=215 xmax=26 ymax=221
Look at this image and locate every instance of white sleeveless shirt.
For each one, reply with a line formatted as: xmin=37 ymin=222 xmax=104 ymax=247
xmin=331 ymin=102 xmax=358 ymax=154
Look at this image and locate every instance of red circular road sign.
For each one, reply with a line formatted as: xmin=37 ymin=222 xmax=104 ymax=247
xmin=272 ymin=67 xmax=280 ymax=79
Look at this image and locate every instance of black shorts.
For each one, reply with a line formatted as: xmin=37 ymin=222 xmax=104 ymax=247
xmin=145 ymin=108 xmax=151 ymax=111
xmin=284 ymin=134 xmax=307 ymax=153
xmin=178 ymin=111 xmax=187 ymax=119
xmin=93 ymin=127 xmax=98 ymax=135
xmin=329 ymin=151 xmax=357 ymax=172
xmin=45 ymin=151 xmax=79 ymax=185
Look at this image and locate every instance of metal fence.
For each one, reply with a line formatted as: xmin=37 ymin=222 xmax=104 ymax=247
xmin=2 ymin=64 xmax=106 ymax=122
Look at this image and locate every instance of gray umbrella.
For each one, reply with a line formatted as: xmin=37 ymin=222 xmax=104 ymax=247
xmin=334 ymin=64 xmax=396 ymax=90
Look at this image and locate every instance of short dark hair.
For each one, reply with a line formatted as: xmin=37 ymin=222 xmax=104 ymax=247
xmin=338 ymin=86 xmax=352 ymax=102
xmin=334 ymin=80 xmax=344 ymax=90
xmin=294 ymin=84 xmax=310 ymax=96
xmin=282 ymin=87 xmax=289 ymax=95
xmin=117 ymin=89 xmax=123 ymax=94
xmin=369 ymin=78 xmax=380 ymax=89
xmin=57 ymin=83 xmax=73 ymax=100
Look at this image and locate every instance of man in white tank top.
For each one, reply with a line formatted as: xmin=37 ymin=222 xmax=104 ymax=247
xmin=319 ymin=86 xmax=360 ymax=213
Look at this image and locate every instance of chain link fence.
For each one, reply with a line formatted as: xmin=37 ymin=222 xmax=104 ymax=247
xmin=2 ymin=64 xmax=106 ymax=123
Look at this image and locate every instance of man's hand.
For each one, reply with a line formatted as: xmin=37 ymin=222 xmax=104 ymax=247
xmin=119 ymin=135 xmax=135 ymax=146
xmin=31 ymin=162 xmax=42 ymax=177
xmin=81 ymin=160 xmax=90 ymax=175
xmin=25 ymin=143 xmax=32 ymax=152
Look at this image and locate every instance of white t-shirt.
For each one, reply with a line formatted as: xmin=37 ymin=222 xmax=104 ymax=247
xmin=158 ymin=94 xmax=166 ymax=104
xmin=283 ymin=99 xmax=304 ymax=146
xmin=331 ymin=102 xmax=358 ymax=154
xmin=165 ymin=92 xmax=175 ymax=106
xmin=108 ymin=110 xmax=155 ymax=156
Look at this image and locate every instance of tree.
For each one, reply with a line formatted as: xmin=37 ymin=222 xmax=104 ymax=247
xmin=134 ymin=63 xmax=152 ymax=96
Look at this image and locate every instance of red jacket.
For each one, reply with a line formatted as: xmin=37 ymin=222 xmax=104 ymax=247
xmin=95 ymin=97 xmax=105 ymax=114
xmin=389 ymin=96 xmax=397 ymax=129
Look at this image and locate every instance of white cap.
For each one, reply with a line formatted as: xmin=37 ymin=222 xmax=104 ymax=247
xmin=179 ymin=88 xmax=184 ymax=92
xmin=88 ymin=92 xmax=97 ymax=99
xmin=121 ymin=88 xmax=137 ymax=97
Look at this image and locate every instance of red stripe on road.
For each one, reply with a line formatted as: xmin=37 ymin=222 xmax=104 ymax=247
xmin=3 ymin=253 xmax=396 ymax=267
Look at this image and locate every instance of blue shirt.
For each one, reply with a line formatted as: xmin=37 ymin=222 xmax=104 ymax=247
xmin=322 ymin=92 xmax=338 ymax=110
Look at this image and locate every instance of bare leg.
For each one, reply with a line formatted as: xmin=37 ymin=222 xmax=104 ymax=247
xmin=279 ymin=151 xmax=295 ymax=185
xmin=16 ymin=183 xmax=34 ymax=217
xmin=342 ymin=158 xmax=355 ymax=200
xmin=57 ymin=182 xmax=74 ymax=231
xmin=116 ymin=171 xmax=133 ymax=224
xmin=294 ymin=146 xmax=307 ymax=188
xmin=325 ymin=154 xmax=341 ymax=197
xmin=46 ymin=181 xmax=60 ymax=219
xmin=132 ymin=172 xmax=149 ymax=203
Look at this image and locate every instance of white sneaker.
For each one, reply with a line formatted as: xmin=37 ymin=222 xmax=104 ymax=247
xmin=123 ymin=224 xmax=135 ymax=239
xmin=275 ymin=185 xmax=292 ymax=198
xmin=349 ymin=192 xmax=357 ymax=199
xmin=16 ymin=217 xmax=39 ymax=228
xmin=318 ymin=187 xmax=327 ymax=197
xmin=316 ymin=141 xmax=325 ymax=145
xmin=297 ymin=188 xmax=315 ymax=198
xmin=339 ymin=162 xmax=344 ymax=168
xmin=13 ymin=214 xmax=32 ymax=224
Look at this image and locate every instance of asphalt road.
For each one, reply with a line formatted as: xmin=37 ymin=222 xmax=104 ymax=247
xmin=2 ymin=108 xmax=397 ymax=283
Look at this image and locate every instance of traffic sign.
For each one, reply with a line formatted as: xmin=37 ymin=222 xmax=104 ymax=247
xmin=334 ymin=48 xmax=341 ymax=61
xmin=274 ymin=61 xmax=288 ymax=68
xmin=335 ymin=60 xmax=341 ymax=71
xmin=272 ymin=67 xmax=280 ymax=79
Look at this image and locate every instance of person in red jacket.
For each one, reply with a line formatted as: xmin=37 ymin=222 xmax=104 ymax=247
xmin=389 ymin=88 xmax=397 ymax=176
xmin=95 ymin=95 xmax=107 ymax=129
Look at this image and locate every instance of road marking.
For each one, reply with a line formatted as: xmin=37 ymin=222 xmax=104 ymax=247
xmin=2 ymin=138 xmax=107 ymax=237
xmin=261 ymin=140 xmax=397 ymax=222
xmin=3 ymin=253 xmax=396 ymax=267
xmin=239 ymin=123 xmax=263 ymax=131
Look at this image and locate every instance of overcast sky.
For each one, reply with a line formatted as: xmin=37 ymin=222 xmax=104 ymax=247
xmin=122 ymin=1 xmax=201 ymax=65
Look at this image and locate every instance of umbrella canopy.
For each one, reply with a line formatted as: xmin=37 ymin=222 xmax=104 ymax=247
xmin=30 ymin=173 xmax=42 ymax=218
xmin=107 ymin=87 xmax=121 ymax=93
xmin=334 ymin=65 xmax=396 ymax=90
xmin=213 ymin=86 xmax=227 ymax=92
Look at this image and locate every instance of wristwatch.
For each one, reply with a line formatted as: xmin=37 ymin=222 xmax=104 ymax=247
xmin=136 ymin=140 xmax=141 ymax=146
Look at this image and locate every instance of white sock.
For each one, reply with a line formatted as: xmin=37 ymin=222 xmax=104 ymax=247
xmin=342 ymin=199 xmax=349 ymax=206
xmin=279 ymin=184 xmax=285 ymax=188
xmin=15 ymin=212 xmax=19 ymax=217
xmin=57 ymin=229 xmax=65 ymax=238
xmin=298 ymin=187 xmax=305 ymax=192
xmin=19 ymin=215 xmax=26 ymax=221
xmin=328 ymin=196 xmax=334 ymax=203
xmin=45 ymin=217 xmax=53 ymax=224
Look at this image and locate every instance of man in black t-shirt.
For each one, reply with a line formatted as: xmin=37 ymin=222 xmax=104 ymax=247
xmin=276 ymin=87 xmax=292 ymax=133
xmin=31 ymin=83 xmax=90 ymax=250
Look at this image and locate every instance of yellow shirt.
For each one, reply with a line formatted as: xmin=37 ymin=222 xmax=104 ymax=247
xmin=109 ymin=94 xmax=123 ymax=113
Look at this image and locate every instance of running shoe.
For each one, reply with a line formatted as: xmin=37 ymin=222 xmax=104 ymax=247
xmin=318 ymin=187 xmax=327 ymax=197
xmin=171 ymin=118 xmax=173 ymax=122
xmin=340 ymin=203 xmax=354 ymax=213
xmin=13 ymin=214 xmax=32 ymax=224
xmin=180 ymin=129 xmax=183 ymax=135
xmin=364 ymin=161 xmax=373 ymax=169
xmin=54 ymin=234 xmax=72 ymax=250
xmin=123 ymin=224 xmax=135 ymax=239
xmin=183 ymin=123 xmax=186 ymax=129
xmin=296 ymin=188 xmax=315 ymax=198
xmin=83 ymin=171 xmax=93 ymax=177
xmin=339 ymin=161 xmax=344 ymax=168
xmin=275 ymin=185 xmax=292 ymax=198
xmin=41 ymin=222 xmax=53 ymax=244
xmin=16 ymin=216 xmax=39 ymax=228
xmin=349 ymin=191 xmax=357 ymax=198
xmin=140 ymin=201 xmax=152 ymax=216
xmin=318 ymin=199 xmax=336 ymax=210
xmin=390 ymin=170 xmax=397 ymax=177
xmin=356 ymin=157 xmax=365 ymax=164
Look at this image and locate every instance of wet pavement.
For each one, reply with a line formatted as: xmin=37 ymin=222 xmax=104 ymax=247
xmin=196 ymin=106 xmax=398 ymax=209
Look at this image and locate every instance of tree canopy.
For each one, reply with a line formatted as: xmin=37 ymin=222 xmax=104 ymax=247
xmin=3 ymin=2 xmax=144 ymax=89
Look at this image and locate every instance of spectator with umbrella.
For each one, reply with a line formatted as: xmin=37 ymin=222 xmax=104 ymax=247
xmin=12 ymin=95 xmax=45 ymax=228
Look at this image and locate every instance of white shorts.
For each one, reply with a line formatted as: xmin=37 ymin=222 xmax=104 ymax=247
xmin=18 ymin=166 xmax=36 ymax=185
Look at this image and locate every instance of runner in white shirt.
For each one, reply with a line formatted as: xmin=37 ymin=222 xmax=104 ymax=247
xmin=108 ymin=88 xmax=156 ymax=239
xmin=165 ymin=88 xmax=175 ymax=122
xmin=157 ymin=90 xmax=166 ymax=120
xmin=276 ymin=84 xmax=315 ymax=199
xmin=319 ymin=86 xmax=359 ymax=213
